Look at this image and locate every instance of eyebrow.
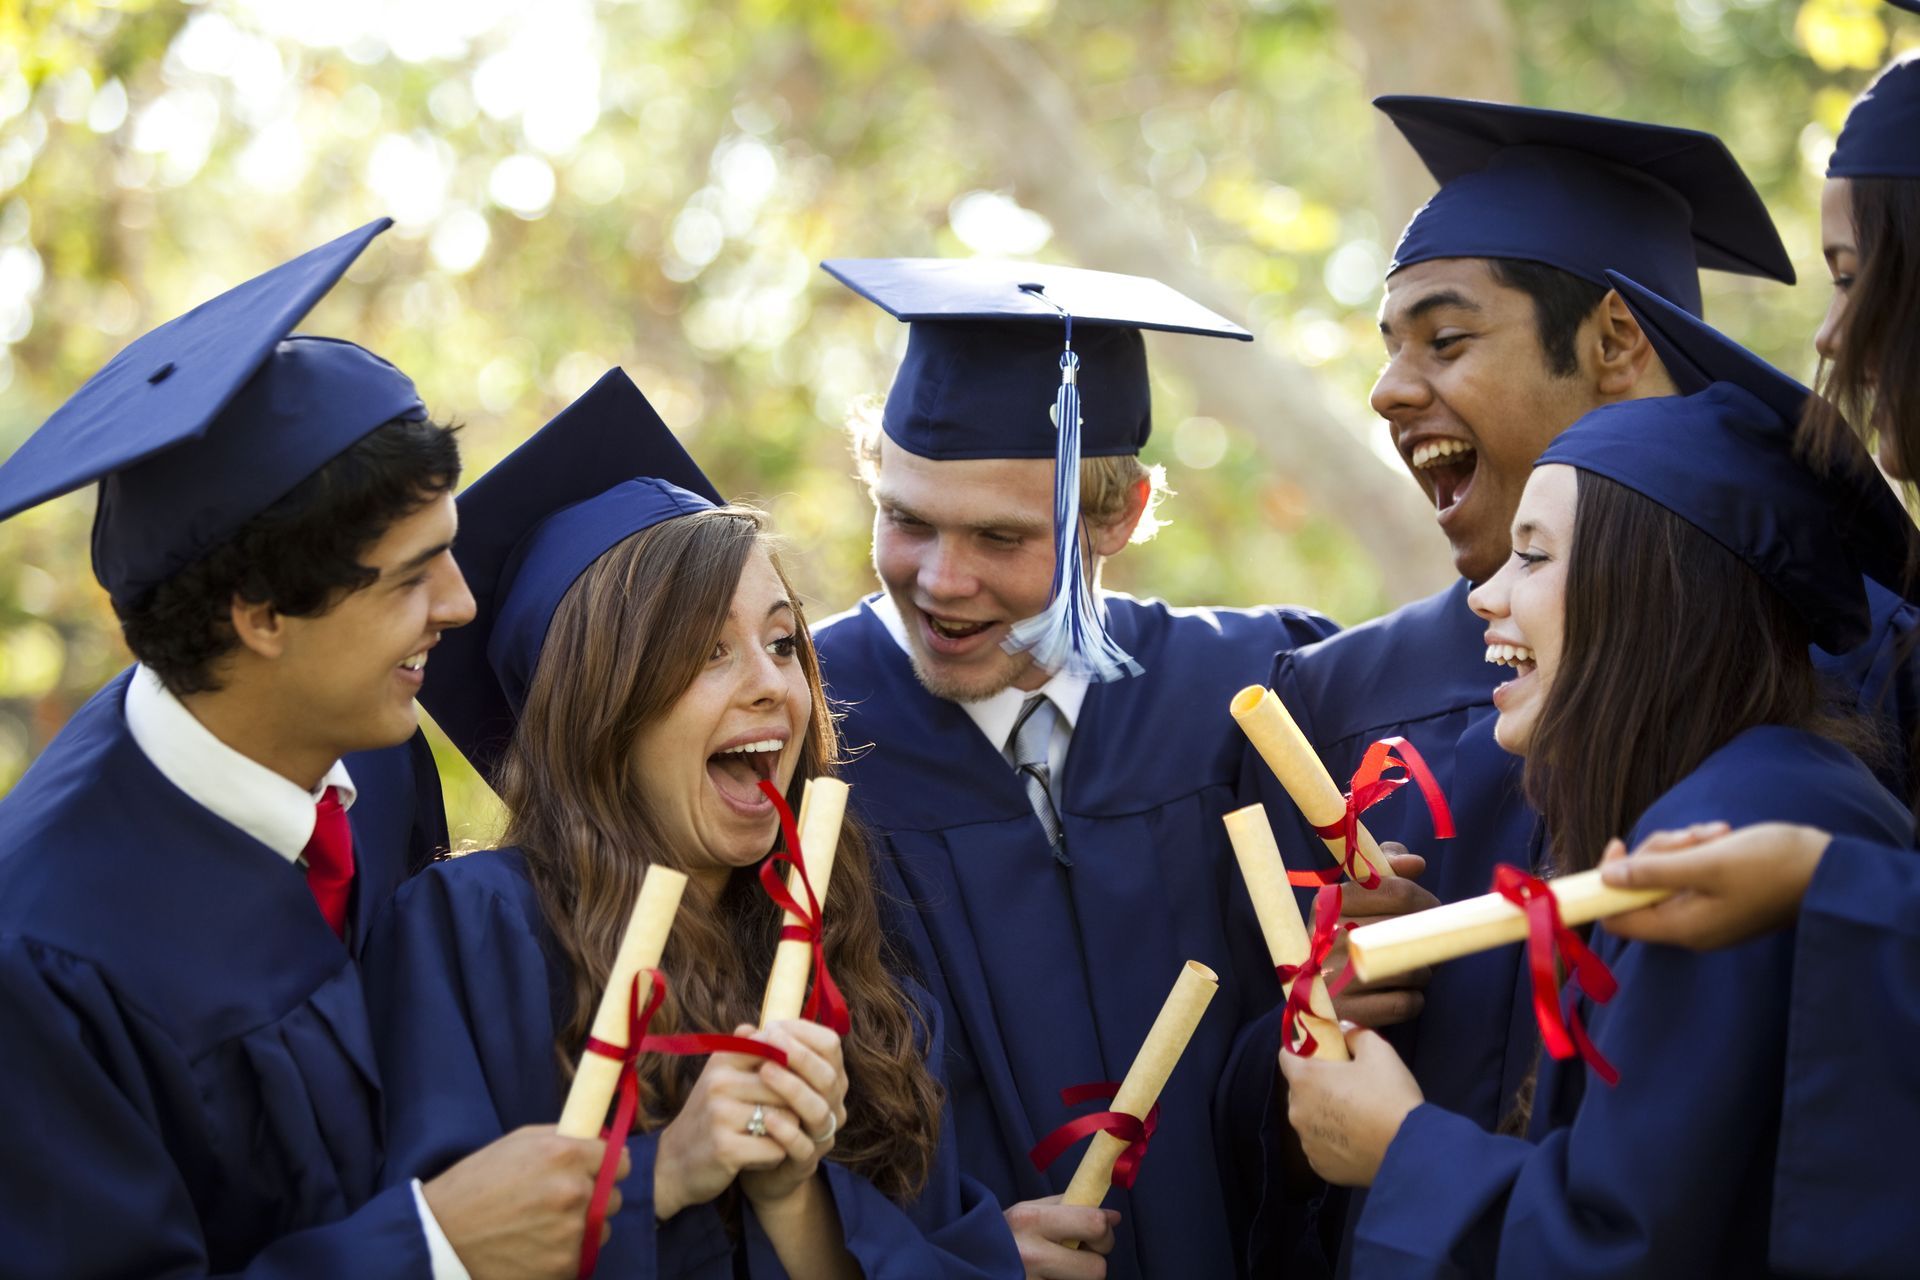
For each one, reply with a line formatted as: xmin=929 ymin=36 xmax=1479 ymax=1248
xmin=387 ymin=540 xmax=453 ymax=578
xmin=767 ymin=599 xmax=795 ymax=619
xmin=876 ymin=492 xmax=1047 ymax=536
xmin=1512 ymin=519 xmax=1543 ymax=543
xmin=1380 ymin=289 xmax=1483 ymax=335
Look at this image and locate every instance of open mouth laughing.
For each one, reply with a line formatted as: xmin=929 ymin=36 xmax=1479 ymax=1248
xmin=706 ymin=734 xmax=787 ymax=814
xmin=1408 ymin=436 xmax=1479 ymax=523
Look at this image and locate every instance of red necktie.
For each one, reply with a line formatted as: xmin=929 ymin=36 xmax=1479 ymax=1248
xmin=303 ymin=787 xmax=355 ymax=940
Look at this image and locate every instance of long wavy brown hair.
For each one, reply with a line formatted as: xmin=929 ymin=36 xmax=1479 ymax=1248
xmin=495 ymin=505 xmax=942 ymax=1201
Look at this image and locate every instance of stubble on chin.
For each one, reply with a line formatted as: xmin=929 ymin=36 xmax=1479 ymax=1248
xmin=903 ymin=642 xmax=1036 ymax=706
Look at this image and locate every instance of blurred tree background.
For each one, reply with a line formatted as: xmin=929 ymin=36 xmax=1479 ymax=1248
xmin=0 ymin=0 xmax=1907 ymax=842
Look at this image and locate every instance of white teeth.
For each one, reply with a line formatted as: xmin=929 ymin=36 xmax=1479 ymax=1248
xmin=399 ymin=653 xmax=428 ymax=672
xmin=1410 ymin=439 xmax=1476 ymax=470
xmin=719 ymin=739 xmax=785 ymax=755
xmin=1484 ymin=644 xmax=1537 ymax=670
xmin=930 ymin=617 xmax=988 ymax=637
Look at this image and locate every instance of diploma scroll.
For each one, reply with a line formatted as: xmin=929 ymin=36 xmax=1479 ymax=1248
xmin=1346 ymin=867 xmax=1668 ymax=983
xmin=556 ymin=864 xmax=690 ymax=1139
xmin=1231 ymin=685 xmax=1396 ymax=883
xmin=1223 ymin=804 xmax=1348 ymax=1060
xmin=759 ymin=777 xmax=850 ymax=1025
xmin=1061 ymin=960 xmax=1220 ymax=1223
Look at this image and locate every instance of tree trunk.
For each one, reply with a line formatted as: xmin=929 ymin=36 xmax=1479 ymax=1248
xmin=911 ymin=17 xmax=1459 ymax=606
xmin=1337 ymin=0 xmax=1521 ymax=244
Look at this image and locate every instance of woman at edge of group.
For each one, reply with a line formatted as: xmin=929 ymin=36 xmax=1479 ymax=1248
xmin=1591 ymin=43 xmax=1920 ymax=1280
xmin=1599 ymin=51 xmax=1920 ymax=931
xmin=360 ymin=373 xmax=1022 ymax=1279
xmin=1274 ymin=349 xmax=1913 ymax=1276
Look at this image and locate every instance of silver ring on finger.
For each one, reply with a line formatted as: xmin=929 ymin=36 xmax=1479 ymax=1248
xmin=808 ymin=1111 xmax=838 ymax=1145
xmin=745 ymin=1103 xmax=768 ymax=1138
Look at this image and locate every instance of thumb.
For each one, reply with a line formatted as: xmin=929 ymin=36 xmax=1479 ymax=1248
xmin=1382 ymin=847 xmax=1427 ymax=879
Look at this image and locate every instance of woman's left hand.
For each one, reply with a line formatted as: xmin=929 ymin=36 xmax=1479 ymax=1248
xmin=736 ymin=1019 xmax=849 ymax=1207
xmin=1276 ymin=1024 xmax=1423 ymax=1187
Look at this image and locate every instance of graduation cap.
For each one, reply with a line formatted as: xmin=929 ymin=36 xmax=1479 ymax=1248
xmin=420 ymin=367 xmax=722 ymax=781
xmin=0 ymin=219 xmax=425 ymax=608
xmin=1534 ymin=270 xmax=1917 ymax=654
xmin=1378 ymin=96 xmax=1795 ymax=317
xmin=821 ymin=256 xmax=1251 ymax=682
xmin=1829 ymin=52 xmax=1920 ymax=179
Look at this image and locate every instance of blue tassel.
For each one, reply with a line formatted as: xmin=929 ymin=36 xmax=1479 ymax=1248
xmin=1003 ymin=315 xmax=1143 ymax=682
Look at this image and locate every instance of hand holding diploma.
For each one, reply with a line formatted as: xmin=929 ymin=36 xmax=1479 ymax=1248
xmin=1028 ymin=960 xmax=1219 ymax=1249
xmin=1224 ymin=804 xmax=1347 ymax=1059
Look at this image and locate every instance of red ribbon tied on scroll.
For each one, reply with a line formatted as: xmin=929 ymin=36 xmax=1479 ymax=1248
xmin=1297 ymin=736 xmax=1456 ymax=890
xmin=1273 ymin=884 xmax=1354 ymax=1057
xmin=1491 ymin=865 xmax=1621 ymax=1087
xmin=756 ymin=779 xmax=852 ymax=1037
xmin=1027 ymin=1082 xmax=1164 ymax=1190
xmin=576 ymin=971 xmax=787 ymax=1279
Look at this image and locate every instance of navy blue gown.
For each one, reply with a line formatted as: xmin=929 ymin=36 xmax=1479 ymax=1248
xmin=361 ymin=847 xmax=1021 ymax=1279
xmin=1350 ymin=725 xmax=1912 ymax=1278
xmin=1227 ymin=576 xmax=1920 ymax=1275
xmin=813 ymin=593 xmax=1340 ymax=1280
xmin=1770 ymin=835 xmax=1920 ymax=1278
xmin=0 ymin=668 xmax=444 ymax=1277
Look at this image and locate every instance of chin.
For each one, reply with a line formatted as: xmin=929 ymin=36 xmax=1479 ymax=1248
xmin=907 ymin=651 xmax=1023 ymax=704
xmin=1492 ymin=717 xmax=1532 ymax=758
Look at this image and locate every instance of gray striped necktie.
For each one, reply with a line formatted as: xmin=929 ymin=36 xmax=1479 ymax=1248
xmin=1008 ymin=692 xmax=1068 ymax=864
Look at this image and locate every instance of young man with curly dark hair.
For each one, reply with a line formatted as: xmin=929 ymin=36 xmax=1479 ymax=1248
xmin=0 ymin=222 xmax=629 ymax=1279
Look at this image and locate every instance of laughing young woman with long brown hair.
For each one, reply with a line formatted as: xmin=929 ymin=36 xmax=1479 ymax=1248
xmin=361 ymin=371 xmax=1020 ymax=1279
xmin=1273 ymin=284 xmax=1914 ymax=1278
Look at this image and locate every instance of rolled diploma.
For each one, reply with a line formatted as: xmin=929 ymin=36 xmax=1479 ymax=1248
xmin=1347 ymin=867 xmax=1670 ymax=983
xmin=1222 ymin=804 xmax=1347 ymax=1061
xmin=759 ymin=777 xmax=851 ymax=1025
xmin=1061 ymin=960 xmax=1220 ymax=1216
xmin=1231 ymin=685 xmax=1395 ymax=882
xmin=556 ymin=864 xmax=690 ymax=1139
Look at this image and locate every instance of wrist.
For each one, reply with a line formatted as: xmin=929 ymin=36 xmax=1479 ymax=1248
xmin=742 ymin=1166 xmax=819 ymax=1210
xmin=652 ymin=1131 xmax=686 ymax=1221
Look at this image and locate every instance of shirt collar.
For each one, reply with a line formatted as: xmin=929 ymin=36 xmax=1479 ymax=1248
xmin=123 ymin=664 xmax=356 ymax=864
xmin=868 ymin=593 xmax=1089 ymax=750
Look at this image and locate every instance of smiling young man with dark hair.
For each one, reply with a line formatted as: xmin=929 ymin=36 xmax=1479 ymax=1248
xmin=1222 ymin=97 xmax=1810 ymax=1275
xmin=0 ymin=222 xmax=627 ymax=1279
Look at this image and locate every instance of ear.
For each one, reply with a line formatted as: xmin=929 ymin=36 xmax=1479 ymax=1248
xmin=1088 ymin=477 xmax=1151 ymax=559
xmin=1591 ymin=289 xmax=1663 ymax=398
xmin=229 ymin=594 xmax=289 ymax=661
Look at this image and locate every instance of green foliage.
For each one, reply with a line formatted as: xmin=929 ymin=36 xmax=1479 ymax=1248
xmin=0 ymin=0 xmax=1899 ymax=839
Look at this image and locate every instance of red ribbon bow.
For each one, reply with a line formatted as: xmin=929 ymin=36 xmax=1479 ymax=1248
xmin=1491 ymin=865 xmax=1620 ymax=1087
xmin=1273 ymin=884 xmax=1354 ymax=1058
xmin=1027 ymin=1082 xmax=1163 ymax=1191
xmin=1297 ymin=736 xmax=1456 ymax=890
xmin=576 ymin=971 xmax=787 ymax=1279
xmin=756 ymin=779 xmax=852 ymax=1037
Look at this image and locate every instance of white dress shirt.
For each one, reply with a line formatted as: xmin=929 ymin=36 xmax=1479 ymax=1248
xmin=869 ymin=594 xmax=1089 ymax=788
xmin=122 ymin=665 xmax=469 ymax=1279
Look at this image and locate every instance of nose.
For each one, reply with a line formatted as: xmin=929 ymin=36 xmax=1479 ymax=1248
xmin=738 ymin=639 xmax=788 ymax=709
xmin=1369 ymin=347 xmax=1433 ymax=428
xmin=433 ymin=556 xmax=478 ymax=630
xmin=1814 ymin=292 xmax=1847 ymax=364
xmin=1467 ymin=556 xmax=1516 ymax=625
xmin=918 ymin=535 xmax=978 ymax=605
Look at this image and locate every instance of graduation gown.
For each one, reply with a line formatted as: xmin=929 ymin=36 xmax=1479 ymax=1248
xmin=0 ymin=668 xmax=441 ymax=1277
xmin=360 ymin=847 xmax=1021 ymax=1279
xmin=1225 ymin=578 xmax=1920 ymax=1275
xmin=1770 ymin=835 xmax=1920 ymax=1278
xmin=1351 ymin=725 xmax=1913 ymax=1279
xmin=813 ymin=593 xmax=1340 ymax=1280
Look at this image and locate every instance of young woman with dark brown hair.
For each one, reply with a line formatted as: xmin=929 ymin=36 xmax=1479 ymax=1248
xmin=1591 ymin=38 xmax=1920 ymax=1276
xmin=1274 ymin=286 xmax=1913 ymax=1278
xmin=361 ymin=371 xmax=1020 ymax=1278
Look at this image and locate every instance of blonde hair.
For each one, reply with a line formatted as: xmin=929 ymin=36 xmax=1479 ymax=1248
xmin=845 ymin=395 xmax=1170 ymax=543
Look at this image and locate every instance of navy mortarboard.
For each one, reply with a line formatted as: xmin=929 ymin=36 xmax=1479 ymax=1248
xmin=1829 ymin=51 xmax=1920 ymax=178
xmin=1536 ymin=270 xmax=1918 ymax=653
xmin=0 ymin=218 xmax=423 ymax=607
xmin=1379 ymin=95 xmax=1796 ymax=316
xmin=821 ymin=256 xmax=1249 ymax=681
xmin=421 ymin=366 xmax=720 ymax=781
